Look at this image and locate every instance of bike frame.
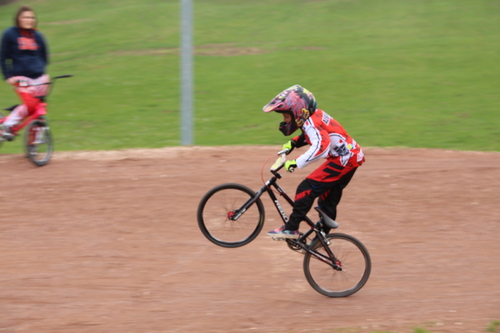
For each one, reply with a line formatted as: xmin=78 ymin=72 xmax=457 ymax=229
xmin=0 ymin=75 xmax=72 ymax=135
xmin=231 ymin=161 xmax=342 ymax=270
xmin=0 ymin=102 xmax=47 ymax=134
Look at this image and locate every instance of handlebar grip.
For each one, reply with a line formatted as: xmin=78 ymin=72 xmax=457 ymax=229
xmin=53 ymin=74 xmax=73 ymax=79
xmin=277 ymin=148 xmax=290 ymax=155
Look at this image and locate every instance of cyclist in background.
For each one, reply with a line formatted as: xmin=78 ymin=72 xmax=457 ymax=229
xmin=263 ymin=84 xmax=365 ymax=239
xmin=0 ymin=5 xmax=49 ymax=141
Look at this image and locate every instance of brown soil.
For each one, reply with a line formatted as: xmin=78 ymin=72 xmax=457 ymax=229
xmin=1 ymin=146 xmax=499 ymax=333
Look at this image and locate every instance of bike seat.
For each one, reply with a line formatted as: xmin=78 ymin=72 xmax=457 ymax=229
xmin=314 ymin=207 xmax=339 ymax=229
xmin=3 ymin=105 xmax=19 ymax=112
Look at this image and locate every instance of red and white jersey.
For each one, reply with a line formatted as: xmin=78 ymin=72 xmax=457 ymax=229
xmin=295 ymin=109 xmax=365 ymax=169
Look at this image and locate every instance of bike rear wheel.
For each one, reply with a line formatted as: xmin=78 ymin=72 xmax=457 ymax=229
xmin=24 ymin=118 xmax=53 ymax=166
xmin=303 ymin=233 xmax=371 ymax=297
xmin=197 ymin=183 xmax=265 ymax=248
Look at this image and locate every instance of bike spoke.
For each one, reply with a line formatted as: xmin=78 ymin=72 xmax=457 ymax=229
xmin=304 ymin=233 xmax=371 ymax=297
xmin=24 ymin=121 xmax=52 ymax=166
xmin=197 ymin=184 xmax=265 ymax=248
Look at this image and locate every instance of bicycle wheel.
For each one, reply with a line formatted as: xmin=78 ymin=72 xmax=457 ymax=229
xmin=303 ymin=233 xmax=371 ymax=297
xmin=24 ymin=118 xmax=53 ymax=167
xmin=197 ymin=183 xmax=265 ymax=248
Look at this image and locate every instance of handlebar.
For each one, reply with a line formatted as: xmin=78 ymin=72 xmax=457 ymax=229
xmin=53 ymin=75 xmax=73 ymax=79
xmin=270 ymin=148 xmax=294 ymax=173
xmin=18 ymin=74 xmax=73 ymax=87
xmin=17 ymin=74 xmax=73 ymax=100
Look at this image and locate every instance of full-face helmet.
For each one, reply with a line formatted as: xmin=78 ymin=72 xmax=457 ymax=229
xmin=262 ymin=84 xmax=317 ymax=136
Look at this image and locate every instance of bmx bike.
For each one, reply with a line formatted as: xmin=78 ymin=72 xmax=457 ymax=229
xmin=0 ymin=74 xmax=73 ymax=166
xmin=197 ymin=149 xmax=371 ymax=298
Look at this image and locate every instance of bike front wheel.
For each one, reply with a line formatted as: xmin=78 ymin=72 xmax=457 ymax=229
xmin=24 ymin=118 xmax=53 ymax=167
xmin=303 ymin=233 xmax=371 ymax=297
xmin=197 ymin=183 xmax=265 ymax=248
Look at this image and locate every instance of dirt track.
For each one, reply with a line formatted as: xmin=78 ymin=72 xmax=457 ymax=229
xmin=1 ymin=146 xmax=499 ymax=333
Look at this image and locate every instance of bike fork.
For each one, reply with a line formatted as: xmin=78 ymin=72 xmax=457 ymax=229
xmin=229 ymin=185 xmax=265 ymax=221
xmin=32 ymin=125 xmax=46 ymax=144
xmin=295 ymin=229 xmax=343 ymax=271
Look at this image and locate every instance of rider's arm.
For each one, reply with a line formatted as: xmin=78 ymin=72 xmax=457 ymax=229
xmin=295 ymin=117 xmax=330 ymax=169
xmin=0 ymin=28 xmax=13 ymax=81
xmin=36 ymin=31 xmax=49 ymax=67
xmin=291 ymin=133 xmax=307 ymax=148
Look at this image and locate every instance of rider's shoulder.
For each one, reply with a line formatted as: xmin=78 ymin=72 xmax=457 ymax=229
xmin=307 ymin=109 xmax=331 ymax=124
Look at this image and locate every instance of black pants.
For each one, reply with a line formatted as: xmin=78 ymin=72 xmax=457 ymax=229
xmin=285 ymin=167 xmax=357 ymax=232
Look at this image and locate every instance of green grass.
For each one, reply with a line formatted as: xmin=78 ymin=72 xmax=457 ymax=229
xmin=488 ymin=320 xmax=500 ymax=332
xmin=1 ymin=0 xmax=499 ymax=154
xmin=274 ymin=321 xmax=500 ymax=333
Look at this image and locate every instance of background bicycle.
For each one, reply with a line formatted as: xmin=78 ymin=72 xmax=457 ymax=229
xmin=197 ymin=150 xmax=371 ymax=297
xmin=0 ymin=74 xmax=72 ymax=166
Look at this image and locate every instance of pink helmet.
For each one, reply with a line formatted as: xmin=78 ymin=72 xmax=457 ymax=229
xmin=263 ymin=84 xmax=317 ymax=136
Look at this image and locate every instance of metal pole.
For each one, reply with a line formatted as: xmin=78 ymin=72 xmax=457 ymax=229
xmin=180 ymin=0 xmax=193 ymax=145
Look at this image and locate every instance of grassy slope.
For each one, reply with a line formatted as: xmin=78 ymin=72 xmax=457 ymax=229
xmin=0 ymin=0 xmax=499 ymax=154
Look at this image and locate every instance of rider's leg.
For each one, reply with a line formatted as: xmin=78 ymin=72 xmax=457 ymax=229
xmin=4 ymin=75 xmax=48 ymax=133
xmin=2 ymin=104 xmax=28 ymax=130
xmin=285 ymin=179 xmax=323 ymax=231
xmin=287 ymin=160 xmax=357 ymax=231
xmin=317 ymin=167 xmax=357 ymax=234
xmin=266 ymin=179 xmax=323 ymax=239
xmin=8 ymin=91 xmax=41 ymax=133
